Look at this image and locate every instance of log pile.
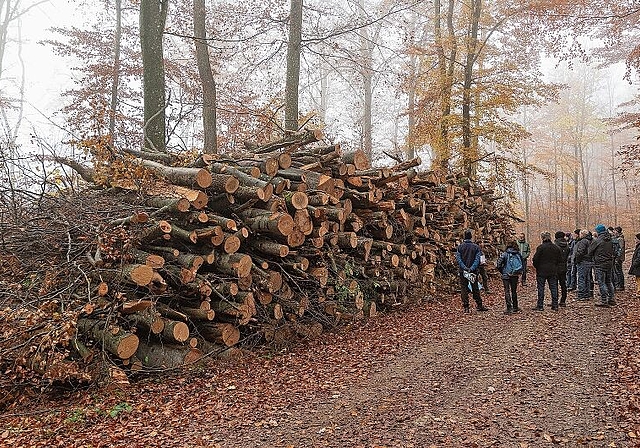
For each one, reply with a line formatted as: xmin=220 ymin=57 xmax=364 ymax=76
xmin=0 ymin=128 xmax=514 ymax=383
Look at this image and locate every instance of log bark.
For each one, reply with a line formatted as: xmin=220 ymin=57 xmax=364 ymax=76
xmin=139 ymin=159 xmax=213 ymax=189
xmin=77 ymin=319 xmax=139 ymax=359
xmin=196 ymin=323 xmax=240 ymax=346
xmin=136 ymin=341 xmax=203 ymax=368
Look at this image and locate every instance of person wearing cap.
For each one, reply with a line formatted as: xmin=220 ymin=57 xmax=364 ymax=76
xmin=553 ymin=231 xmax=570 ymax=307
xmin=628 ymin=233 xmax=640 ymax=297
xmin=532 ymin=231 xmax=563 ymax=311
xmin=455 ymin=229 xmax=489 ymax=313
xmin=588 ymin=224 xmax=616 ymax=307
xmin=614 ymin=226 xmax=626 ymax=291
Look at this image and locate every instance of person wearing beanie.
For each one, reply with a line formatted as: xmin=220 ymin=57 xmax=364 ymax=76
xmin=588 ymin=224 xmax=616 ymax=307
xmin=455 ymin=229 xmax=489 ymax=313
xmin=532 ymin=231 xmax=563 ymax=310
xmin=553 ymin=231 xmax=570 ymax=306
xmin=628 ymin=233 xmax=640 ymax=297
xmin=613 ymin=226 xmax=626 ymax=291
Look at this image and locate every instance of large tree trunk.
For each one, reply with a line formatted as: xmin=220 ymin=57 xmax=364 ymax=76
xmin=140 ymin=0 xmax=169 ymax=153
xmin=284 ymin=0 xmax=303 ymax=132
xmin=461 ymin=0 xmax=481 ymax=177
xmin=432 ymin=0 xmax=457 ymax=171
xmin=193 ymin=0 xmax=217 ymax=154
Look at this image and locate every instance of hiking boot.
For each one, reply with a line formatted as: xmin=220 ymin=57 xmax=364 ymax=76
xmin=463 ymin=307 xmax=471 ymax=314
xmin=512 ymin=307 xmax=521 ymax=313
xmin=532 ymin=306 xmax=543 ymax=311
xmin=504 ymin=308 xmax=513 ymax=315
xmin=551 ymin=305 xmax=559 ymax=311
xmin=594 ymin=302 xmax=609 ymax=308
xmin=477 ymin=306 xmax=489 ymax=312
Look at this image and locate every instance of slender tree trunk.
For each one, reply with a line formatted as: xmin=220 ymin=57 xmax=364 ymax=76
xmin=358 ymin=0 xmax=373 ymax=161
xmin=573 ymin=142 xmax=579 ymax=229
xmin=194 ymin=0 xmax=217 ymax=154
xmin=140 ymin=0 xmax=168 ymax=153
xmin=284 ymin=0 xmax=302 ymax=132
xmin=319 ymin=60 xmax=328 ymax=123
xmin=109 ymin=0 xmax=122 ymax=141
xmin=0 ymin=0 xmax=12 ymax=78
xmin=406 ymin=55 xmax=416 ymax=160
xmin=522 ymin=107 xmax=531 ymax=242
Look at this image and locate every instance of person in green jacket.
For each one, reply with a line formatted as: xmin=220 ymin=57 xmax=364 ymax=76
xmin=517 ymin=233 xmax=531 ymax=286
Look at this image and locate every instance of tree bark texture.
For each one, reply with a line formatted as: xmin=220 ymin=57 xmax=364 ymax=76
xmin=140 ymin=0 xmax=169 ymax=153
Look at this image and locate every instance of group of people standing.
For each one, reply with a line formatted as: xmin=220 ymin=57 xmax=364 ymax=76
xmin=455 ymin=226 xmax=640 ymax=314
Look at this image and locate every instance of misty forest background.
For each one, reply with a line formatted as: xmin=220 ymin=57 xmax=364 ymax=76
xmin=2 ymin=0 xmax=640 ymax=242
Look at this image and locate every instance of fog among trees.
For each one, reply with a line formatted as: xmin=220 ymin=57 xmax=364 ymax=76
xmin=1 ymin=0 xmax=640 ymax=235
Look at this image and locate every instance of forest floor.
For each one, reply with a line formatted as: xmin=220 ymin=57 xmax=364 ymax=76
xmin=2 ymin=280 xmax=640 ymax=447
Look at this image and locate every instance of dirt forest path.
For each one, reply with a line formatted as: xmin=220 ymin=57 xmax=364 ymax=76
xmin=2 ymin=284 xmax=640 ymax=447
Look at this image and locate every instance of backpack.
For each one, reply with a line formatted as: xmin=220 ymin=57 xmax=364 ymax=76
xmin=612 ymin=237 xmax=622 ymax=258
xmin=504 ymin=252 xmax=523 ymax=276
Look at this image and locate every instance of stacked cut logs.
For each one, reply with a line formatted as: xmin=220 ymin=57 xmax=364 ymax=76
xmin=74 ymin=129 xmax=513 ymax=368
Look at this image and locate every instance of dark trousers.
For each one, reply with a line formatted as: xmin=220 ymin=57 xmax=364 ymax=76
xmin=558 ymin=271 xmax=567 ymax=304
xmin=567 ymin=261 xmax=577 ymax=289
xmin=502 ymin=276 xmax=519 ymax=310
xmin=478 ymin=264 xmax=489 ymax=290
xmin=521 ymin=259 xmax=528 ymax=284
xmin=613 ymin=259 xmax=625 ymax=289
xmin=536 ymin=275 xmax=559 ymax=308
xmin=576 ymin=261 xmax=593 ymax=299
xmin=459 ymin=271 xmax=482 ymax=309
xmin=594 ymin=265 xmax=615 ymax=304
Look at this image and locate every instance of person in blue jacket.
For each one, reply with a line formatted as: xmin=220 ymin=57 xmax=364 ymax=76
xmin=455 ymin=229 xmax=489 ymax=313
xmin=496 ymin=240 xmax=524 ymax=314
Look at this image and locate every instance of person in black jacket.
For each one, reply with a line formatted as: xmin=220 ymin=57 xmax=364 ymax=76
xmin=574 ymin=229 xmax=594 ymax=301
xmin=628 ymin=233 xmax=640 ymax=297
xmin=554 ymin=231 xmax=570 ymax=307
xmin=532 ymin=231 xmax=563 ymax=311
xmin=588 ymin=224 xmax=616 ymax=307
xmin=455 ymin=229 xmax=489 ymax=313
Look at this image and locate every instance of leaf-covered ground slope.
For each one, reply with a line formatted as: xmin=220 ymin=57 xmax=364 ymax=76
xmin=2 ymin=285 xmax=640 ymax=447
